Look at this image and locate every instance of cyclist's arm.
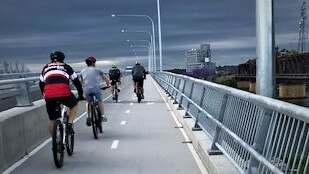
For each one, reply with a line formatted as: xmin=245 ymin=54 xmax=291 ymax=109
xmin=101 ymin=73 xmax=110 ymax=87
xmin=67 ymin=64 xmax=83 ymax=96
xmin=72 ymin=75 xmax=83 ymax=96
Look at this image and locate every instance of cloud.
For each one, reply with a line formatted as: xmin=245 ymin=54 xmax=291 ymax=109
xmin=0 ymin=0 xmax=305 ymax=70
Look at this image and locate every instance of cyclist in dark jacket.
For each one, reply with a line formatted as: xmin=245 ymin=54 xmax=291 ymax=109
xmin=132 ymin=61 xmax=146 ymax=99
xmin=109 ymin=64 xmax=122 ymax=100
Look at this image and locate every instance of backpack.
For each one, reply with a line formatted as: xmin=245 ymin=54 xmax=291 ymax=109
xmin=109 ymin=69 xmax=120 ymax=80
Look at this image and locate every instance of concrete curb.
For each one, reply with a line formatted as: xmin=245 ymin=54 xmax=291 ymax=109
xmin=0 ymin=99 xmax=49 ymax=173
xmin=160 ymin=90 xmax=240 ymax=174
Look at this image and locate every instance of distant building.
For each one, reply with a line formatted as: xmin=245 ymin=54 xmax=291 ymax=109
xmin=185 ymin=43 xmax=215 ymax=73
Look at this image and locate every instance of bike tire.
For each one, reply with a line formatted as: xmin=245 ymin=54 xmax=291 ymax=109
xmin=97 ymin=108 xmax=103 ymax=133
xmin=115 ymin=92 xmax=118 ymax=103
xmin=137 ymin=90 xmax=141 ymax=103
xmin=90 ymin=105 xmax=99 ymax=139
xmin=52 ymin=120 xmax=64 ymax=168
xmin=65 ymin=115 xmax=74 ymax=156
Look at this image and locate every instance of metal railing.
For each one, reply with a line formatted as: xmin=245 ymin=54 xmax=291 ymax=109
xmin=0 ymin=77 xmax=39 ymax=107
xmin=0 ymin=71 xmax=133 ymax=109
xmin=152 ymin=72 xmax=309 ymax=174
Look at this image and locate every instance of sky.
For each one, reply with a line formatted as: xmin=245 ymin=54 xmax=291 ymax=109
xmin=0 ymin=0 xmax=306 ymax=72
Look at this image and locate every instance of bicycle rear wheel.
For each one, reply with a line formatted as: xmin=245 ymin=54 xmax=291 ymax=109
xmin=90 ymin=105 xmax=99 ymax=139
xmin=65 ymin=115 xmax=74 ymax=156
xmin=137 ymin=87 xmax=142 ymax=103
xmin=115 ymin=87 xmax=118 ymax=103
xmin=52 ymin=120 xmax=64 ymax=168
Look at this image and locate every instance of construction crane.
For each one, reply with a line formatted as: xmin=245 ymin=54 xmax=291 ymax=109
xmin=297 ymin=1 xmax=308 ymax=53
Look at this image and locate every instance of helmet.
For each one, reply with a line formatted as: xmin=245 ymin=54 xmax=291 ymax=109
xmin=50 ymin=51 xmax=65 ymax=62
xmin=135 ymin=61 xmax=140 ymax=65
xmin=85 ymin=56 xmax=96 ymax=66
xmin=112 ymin=64 xmax=117 ymax=68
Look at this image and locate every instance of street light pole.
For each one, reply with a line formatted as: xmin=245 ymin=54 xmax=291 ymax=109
xmin=127 ymin=39 xmax=152 ymax=71
xmin=112 ymin=14 xmax=156 ymax=71
xmin=127 ymin=40 xmax=152 ymax=70
xmin=157 ymin=0 xmax=163 ymax=72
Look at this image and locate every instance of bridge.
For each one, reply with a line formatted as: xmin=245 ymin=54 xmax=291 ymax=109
xmin=236 ymin=52 xmax=309 ymax=98
xmin=1 ymin=72 xmax=308 ymax=174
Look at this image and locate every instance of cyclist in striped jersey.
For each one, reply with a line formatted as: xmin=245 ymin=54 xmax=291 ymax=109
xmin=39 ymin=51 xmax=84 ymax=136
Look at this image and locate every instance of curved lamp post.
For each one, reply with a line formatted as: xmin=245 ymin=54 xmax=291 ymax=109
xmin=121 ymin=29 xmax=154 ymax=71
xmin=112 ymin=14 xmax=157 ymax=71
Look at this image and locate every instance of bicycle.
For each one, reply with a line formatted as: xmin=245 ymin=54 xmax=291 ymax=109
xmin=136 ymin=81 xmax=143 ymax=103
xmin=52 ymin=104 xmax=74 ymax=168
xmin=112 ymin=81 xmax=119 ymax=103
xmin=88 ymin=86 xmax=110 ymax=139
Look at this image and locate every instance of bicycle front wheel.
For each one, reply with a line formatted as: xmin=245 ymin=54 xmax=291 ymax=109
xmin=65 ymin=115 xmax=74 ymax=156
xmin=52 ymin=120 xmax=64 ymax=168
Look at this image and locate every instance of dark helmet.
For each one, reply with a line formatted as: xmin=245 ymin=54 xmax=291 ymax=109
xmin=85 ymin=56 xmax=96 ymax=65
xmin=135 ymin=61 xmax=140 ymax=65
xmin=50 ymin=51 xmax=65 ymax=62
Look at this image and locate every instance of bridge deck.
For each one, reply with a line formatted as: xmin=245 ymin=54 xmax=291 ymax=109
xmin=7 ymin=76 xmax=207 ymax=174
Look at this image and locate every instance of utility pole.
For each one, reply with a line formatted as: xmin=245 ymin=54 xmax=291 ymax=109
xmin=298 ymin=1 xmax=308 ymax=53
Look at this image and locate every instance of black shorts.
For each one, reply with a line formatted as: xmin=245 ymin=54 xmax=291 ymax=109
xmin=133 ymin=77 xmax=144 ymax=87
xmin=45 ymin=93 xmax=78 ymax=120
xmin=110 ymin=79 xmax=119 ymax=86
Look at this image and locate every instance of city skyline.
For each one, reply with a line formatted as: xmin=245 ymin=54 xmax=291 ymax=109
xmin=0 ymin=1 xmax=306 ymax=72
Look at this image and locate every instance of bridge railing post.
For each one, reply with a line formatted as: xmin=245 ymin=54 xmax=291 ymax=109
xmin=173 ymin=78 xmax=181 ymax=104
xmin=192 ymin=86 xmax=206 ymax=131
xmin=177 ymin=79 xmax=186 ymax=110
xmin=171 ymin=76 xmax=177 ymax=99
xmin=184 ymin=82 xmax=194 ymax=118
xmin=247 ymin=109 xmax=272 ymax=174
xmin=208 ymin=93 xmax=229 ymax=154
xmin=16 ymin=81 xmax=33 ymax=106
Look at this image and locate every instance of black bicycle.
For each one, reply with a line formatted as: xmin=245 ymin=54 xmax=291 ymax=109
xmin=52 ymin=105 xmax=74 ymax=168
xmin=88 ymin=86 xmax=110 ymax=139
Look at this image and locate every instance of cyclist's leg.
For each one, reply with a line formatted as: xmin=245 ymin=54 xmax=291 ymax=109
xmin=110 ymin=80 xmax=115 ymax=97
xmin=46 ymin=98 xmax=61 ymax=135
xmin=93 ymin=87 xmax=106 ymax=118
xmin=140 ymin=79 xmax=144 ymax=96
xmin=62 ymin=94 xmax=78 ymax=124
xmin=138 ymin=78 xmax=144 ymax=98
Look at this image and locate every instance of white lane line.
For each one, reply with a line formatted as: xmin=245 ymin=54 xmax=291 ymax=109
xmin=130 ymin=103 xmax=133 ymax=105
xmin=126 ymin=110 xmax=130 ymax=114
xmin=111 ymin=140 xmax=119 ymax=149
xmin=2 ymin=84 xmax=130 ymax=173
xmin=121 ymin=121 xmax=126 ymax=125
xmin=147 ymin=102 xmax=154 ymax=105
xmin=151 ymin=76 xmax=209 ymax=174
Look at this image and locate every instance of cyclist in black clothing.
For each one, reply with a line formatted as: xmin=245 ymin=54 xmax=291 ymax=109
xmin=109 ymin=64 xmax=122 ymax=100
xmin=132 ymin=61 xmax=146 ymax=99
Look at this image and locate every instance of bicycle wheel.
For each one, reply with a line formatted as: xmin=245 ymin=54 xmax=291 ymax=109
xmin=65 ymin=115 xmax=74 ymax=156
xmin=137 ymin=88 xmax=141 ymax=103
xmin=96 ymin=107 xmax=103 ymax=133
xmin=115 ymin=86 xmax=118 ymax=103
xmin=90 ymin=104 xmax=99 ymax=139
xmin=52 ymin=120 xmax=64 ymax=168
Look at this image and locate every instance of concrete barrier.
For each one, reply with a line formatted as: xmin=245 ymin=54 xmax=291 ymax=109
xmin=0 ymin=100 xmax=49 ymax=173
